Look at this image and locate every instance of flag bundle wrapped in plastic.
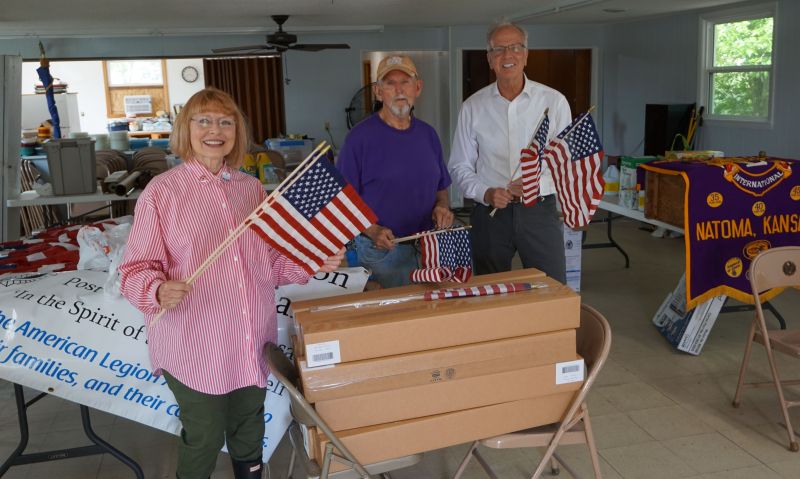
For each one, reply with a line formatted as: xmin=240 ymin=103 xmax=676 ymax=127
xmin=424 ymin=282 xmax=533 ymax=300
xmin=520 ymin=114 xmax=550 ymax=206
xmin=410 ymin=228 xmax=473 ymax=283
xmin=542 ymin=112 xmax=605 ymax=228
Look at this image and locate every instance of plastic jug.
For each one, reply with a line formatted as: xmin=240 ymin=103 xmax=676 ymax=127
xmin=603 ymin=165 xmax=620 ymax=196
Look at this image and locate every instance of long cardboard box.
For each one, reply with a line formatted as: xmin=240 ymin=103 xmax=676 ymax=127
xmin=299 ymin=329 xmax=576 ymax=402
xmin=294 ymin=275 xmax=578 ymax=364
xmin=315 ymin=359 xmax=583 ymax=431
xmin=291 ymin=267 xmax=547 ymax=315
xmin=315 ymin=391 xmax=576 ymax=472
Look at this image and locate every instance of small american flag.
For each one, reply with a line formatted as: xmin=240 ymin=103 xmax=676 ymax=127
xmin=542 ymin=113 xmax=605 ymax=228
xmin=249 ymin=159 xmax=377 ymax=274
xmin=410 ymin=229 xmax=473 ymax=283
xmin=521 ymin=114 xmax=550 ymax=206
xmin=425 ymin=282 xmax=532 ymax=300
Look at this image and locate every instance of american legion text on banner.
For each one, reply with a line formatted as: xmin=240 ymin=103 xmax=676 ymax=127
xmin=641 ymin=157 xmax=800 ymax=309
xmin=0 ymin=268 xmax=369 ymax=463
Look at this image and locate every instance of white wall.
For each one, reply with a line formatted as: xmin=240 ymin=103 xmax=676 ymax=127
xmin=165 ymin=58 xmax=205 ymax=113
xmin=21 ymin=60 xmax=107 ymax=134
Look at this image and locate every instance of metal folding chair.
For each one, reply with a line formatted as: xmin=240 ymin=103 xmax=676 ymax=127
xmin=733 ymin=246 xmax=800 ymax=452
xmin=451 ymin=304 xmax=612 ymax=479
xmin=264 ymin=343 xmax=423 ymax=479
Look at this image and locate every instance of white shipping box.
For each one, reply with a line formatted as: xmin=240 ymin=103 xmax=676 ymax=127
xmin=563 ymin=226 xmax=582 ymax=292
xmin=652 ymin=274 xmax=725 ymax=355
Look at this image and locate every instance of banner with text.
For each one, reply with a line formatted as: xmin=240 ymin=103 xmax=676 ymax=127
xmin=0 ymin=267 xmax=368 ymax=462
xmin=642 ymin=157 xmax=800 ymax=309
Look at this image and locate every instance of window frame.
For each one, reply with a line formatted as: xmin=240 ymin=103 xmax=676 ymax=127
xmin=697 ymin=3 xmax=777 ymax=127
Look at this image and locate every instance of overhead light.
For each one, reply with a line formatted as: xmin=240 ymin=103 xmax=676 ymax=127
xmin=603 ymin=8 xmax=626 ymax=13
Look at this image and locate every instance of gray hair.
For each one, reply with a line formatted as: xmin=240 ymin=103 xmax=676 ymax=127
xmin=486 ymin=18 xmax=528 ymax=50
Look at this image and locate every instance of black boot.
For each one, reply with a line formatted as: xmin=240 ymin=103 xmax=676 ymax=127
xmin=231 ymin=458 xmax=264 ymax=479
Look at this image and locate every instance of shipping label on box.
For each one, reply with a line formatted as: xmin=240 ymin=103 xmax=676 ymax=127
xmin=652 ymin=274 xmax=725 ymax=355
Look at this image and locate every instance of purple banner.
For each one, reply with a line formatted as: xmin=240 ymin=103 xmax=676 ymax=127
xmin=643 ymin=157 xmax=800 ymax=309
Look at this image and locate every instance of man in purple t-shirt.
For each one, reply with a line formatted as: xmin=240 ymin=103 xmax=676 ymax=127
xmin=337 ymin=55 xmax=453 ymax=288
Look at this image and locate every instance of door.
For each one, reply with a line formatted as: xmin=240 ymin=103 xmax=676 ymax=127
xmin=462 ymin=49 xmax=592 ymax=118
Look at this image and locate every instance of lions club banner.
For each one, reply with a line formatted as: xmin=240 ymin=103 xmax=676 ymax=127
xmin=0 ymin=268 xmax=368 ymax=463
xmin=642 ymin=157 xmax=800 ymax=309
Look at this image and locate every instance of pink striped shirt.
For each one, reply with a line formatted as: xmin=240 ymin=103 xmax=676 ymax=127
xmin=119 ymin=160 xmax=309 ymax=394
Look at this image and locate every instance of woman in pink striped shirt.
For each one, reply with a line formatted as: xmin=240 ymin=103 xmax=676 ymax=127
xmin=119 ymin=88 xmax=342 ymax=479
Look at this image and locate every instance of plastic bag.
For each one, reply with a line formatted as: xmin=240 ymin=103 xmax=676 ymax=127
xmin=76 ymin=218 xmax=133 ymax=297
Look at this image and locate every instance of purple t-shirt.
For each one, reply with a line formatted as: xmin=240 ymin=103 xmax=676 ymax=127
xmin=337 ymin=114 xmax=451 ymax=237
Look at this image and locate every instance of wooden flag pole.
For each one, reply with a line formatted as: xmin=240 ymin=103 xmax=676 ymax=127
xmin=489 ymin=108 xmax=549 ymax=218
xmin=149 ymin=143 xmax=331 ymax=327
xmin=390 ymin=225 xmax=472 ymax=244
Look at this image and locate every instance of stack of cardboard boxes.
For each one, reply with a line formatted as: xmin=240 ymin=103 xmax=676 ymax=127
xmin=291 ymin=268 xmax=583 ymax=471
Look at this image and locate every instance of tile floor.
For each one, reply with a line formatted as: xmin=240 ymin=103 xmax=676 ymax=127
xmin=1 ymin=217 xmax=799 ymax=478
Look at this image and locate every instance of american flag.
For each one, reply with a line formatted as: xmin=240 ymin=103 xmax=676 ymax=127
xmin=410 ymin=229 xmax=473 ymax=283
xmin=542 ymin=113 xmax=605 ymax=228
xmin=249 ymin=159 xmax=377 ymax=274
xmin=425 ymin=282 xmax=532 ymax=300
xmin=521 ymin=114 xmax=550 ymax=206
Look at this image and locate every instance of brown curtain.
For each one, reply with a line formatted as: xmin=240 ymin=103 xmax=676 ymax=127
xmin=203 ymin=56 xmax=285 ymax=144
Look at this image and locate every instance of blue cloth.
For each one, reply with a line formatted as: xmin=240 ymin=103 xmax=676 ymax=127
xmin=337 ymin=114 xmax=451 ymax=237
xmin=354 ymin=235 xmax=418 ymax=288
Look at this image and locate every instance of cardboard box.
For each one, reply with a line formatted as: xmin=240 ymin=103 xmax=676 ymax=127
xmin=291 ymin=268 xmax=547 ymax=316
xmin=563 ymin=226 xmax=582 ymax=292
xmin=652 ymin=274 xmax=726 ymax=355
xmin=619 ymin=156 xmax=655 ymax=209
xmin=299 ymin=329 xmax=577 ymax=402
xmin=644 ymin=169 xmax=685 ymax=228
xmin=316 ymin=391 xmax=576 ymax=472
xmin=315 ymin=359 xmax=583 ymax=431
xmin=294 ymin=276 xmax=578 ymax=364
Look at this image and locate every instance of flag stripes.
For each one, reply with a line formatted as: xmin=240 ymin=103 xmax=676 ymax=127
xmin=541 ymin=112 xmax=605 ymax=228
xmin=424 ymin=282 xmax=532 ymax=300
xmin=410 ymin=228 xmax=473 ymax=284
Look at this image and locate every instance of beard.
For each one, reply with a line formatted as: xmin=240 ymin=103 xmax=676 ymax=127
xmin=386 ymin=95 xmax=412 ymax=117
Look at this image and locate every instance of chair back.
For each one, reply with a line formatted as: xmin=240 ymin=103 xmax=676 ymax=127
xmin=264 ymin=343 xmax=318 ymax=427
xmin=749 ymin=246 xmax=800 ymax=297
xmin=564 ymin=304 xmax=612 ymax=418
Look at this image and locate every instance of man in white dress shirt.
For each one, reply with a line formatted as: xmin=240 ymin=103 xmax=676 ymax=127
xmin=449 ymin=19 xmax=571 ymax=282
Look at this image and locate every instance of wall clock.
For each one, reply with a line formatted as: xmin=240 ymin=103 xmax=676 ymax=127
xmin=181 ymin=66 xmax=199 ymax=83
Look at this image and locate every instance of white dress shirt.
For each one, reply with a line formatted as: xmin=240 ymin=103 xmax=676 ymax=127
xmin=449 ymin=77 xmax=572 ymax=205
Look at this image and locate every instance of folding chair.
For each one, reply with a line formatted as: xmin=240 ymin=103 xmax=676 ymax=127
xmin=732 ymin=246 xmax=800 ymax=452
xmin=452 ymin=304 xmax=612 ymax=479
xmin=264 ymin=343 xmax=423 ymax=478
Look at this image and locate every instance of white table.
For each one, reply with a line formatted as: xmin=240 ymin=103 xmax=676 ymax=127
xmin=584 ymin=195 xmax=684 ymax=268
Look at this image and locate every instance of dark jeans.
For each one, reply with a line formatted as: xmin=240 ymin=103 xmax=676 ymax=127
xmin=470 ymin=195 xmax=567 ymax=283
xmin=164 ymin=371 xmax=267 ymax=479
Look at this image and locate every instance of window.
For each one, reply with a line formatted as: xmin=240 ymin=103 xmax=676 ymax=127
xmin=699 ymin=5 xmax=775 ymax=123
xmin=102 ymin=60 xmax=169 ymax=118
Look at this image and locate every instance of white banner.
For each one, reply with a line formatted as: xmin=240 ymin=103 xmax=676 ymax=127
xmin=0 ymin=267 xmax=369 ymax=463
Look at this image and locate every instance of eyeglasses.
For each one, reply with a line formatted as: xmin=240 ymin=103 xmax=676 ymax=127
xmin=191 ymin=117 xmax=236 ymax=130
xmin=487 ymin=43 xmax=527 ymax=56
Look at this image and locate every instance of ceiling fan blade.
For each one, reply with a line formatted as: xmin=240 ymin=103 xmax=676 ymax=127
xmin=211 ymin=44 xmax=273 ymax=53
xmin=289 ymin=43 xmax=351 ymax=52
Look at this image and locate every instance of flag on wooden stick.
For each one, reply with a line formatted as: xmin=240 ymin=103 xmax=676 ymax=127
xmin=250 ymin=158 xmax=377 ymax=274
xmin=521 ymin=113 xmax=550 ymax=206
xmin=410 ymin=228 xmax=473 ymax=283
xmin=542 ymin=112 xmax=605 ymax=228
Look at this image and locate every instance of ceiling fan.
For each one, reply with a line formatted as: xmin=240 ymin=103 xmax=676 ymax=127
xmin=212 ymin=15 xmax=351 ymax=54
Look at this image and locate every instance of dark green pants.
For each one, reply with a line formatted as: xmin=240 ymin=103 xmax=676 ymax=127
xmin=164 ymin=371 xmax=267 ymax=479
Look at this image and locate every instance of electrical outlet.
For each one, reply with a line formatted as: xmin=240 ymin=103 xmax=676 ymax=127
xmin=324 ymin=121 xmax=331 ymax=130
